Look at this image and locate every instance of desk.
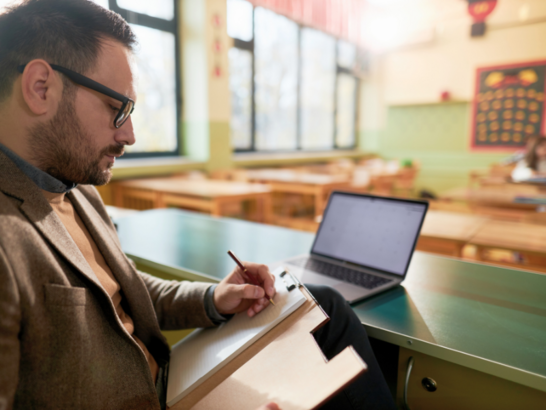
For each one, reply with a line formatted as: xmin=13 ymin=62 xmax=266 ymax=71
xmin=441 ymin=186 xmax=544 ymax=211
xmin=114 ymin=177 xmax=272 ymax=222
xmin=245 ymin=169 xmax=350 ymax=219
xmin=115 ymin=209 xmax=546 ymax=408
xmin=468 ymin=220 xmax=546 ymax=272
xmin=416 ymin=210 xmax=489 ymax=257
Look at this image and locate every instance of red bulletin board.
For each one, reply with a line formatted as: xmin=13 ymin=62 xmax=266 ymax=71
xmin=470 ymin=60 xmax=546 ymax=151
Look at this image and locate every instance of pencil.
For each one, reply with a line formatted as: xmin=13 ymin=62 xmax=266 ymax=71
xmin=227 ymin=250 xmax=275 ymax=306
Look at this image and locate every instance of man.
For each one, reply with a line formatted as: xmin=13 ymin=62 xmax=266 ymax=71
xmin=0 ymin=1 xmax=396 ymax=409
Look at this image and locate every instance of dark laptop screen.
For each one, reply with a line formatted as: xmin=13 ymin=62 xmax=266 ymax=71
xmin=311 ymin=193 xmax=427 ymax=276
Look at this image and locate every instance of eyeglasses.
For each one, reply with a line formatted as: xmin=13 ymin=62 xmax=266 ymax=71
xmin=17 ymin=63 xmax=135 ymax=129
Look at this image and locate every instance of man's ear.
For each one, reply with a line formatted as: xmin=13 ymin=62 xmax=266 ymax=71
xmin=20 ymin=59 xmax=63 ymax=116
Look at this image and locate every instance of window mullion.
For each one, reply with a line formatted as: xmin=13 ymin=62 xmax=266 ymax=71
xmin=251 ymin=7 xmax=256 ymax=152
xmin=353 ymin=75 xmax=360 ymax=150
xmin=334 ymin=43 xmax=340 ymax=150
xmin=296 ymin=25 xmax=302 ymax=151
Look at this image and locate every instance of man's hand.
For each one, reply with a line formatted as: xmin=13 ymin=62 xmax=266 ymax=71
xmin=213 ymin=262 xmax=276 ymax=317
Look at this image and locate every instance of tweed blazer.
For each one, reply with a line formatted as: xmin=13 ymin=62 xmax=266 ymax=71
xmin=0 ymin=150 xmax=216 ymax=410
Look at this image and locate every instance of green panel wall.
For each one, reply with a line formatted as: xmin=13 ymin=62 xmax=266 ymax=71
xmin=366 ymin=102 xmax=509 ymax=195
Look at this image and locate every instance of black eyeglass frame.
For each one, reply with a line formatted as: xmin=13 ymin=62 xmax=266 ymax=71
xmin=17 ymin=63 xmax=135 ymax=129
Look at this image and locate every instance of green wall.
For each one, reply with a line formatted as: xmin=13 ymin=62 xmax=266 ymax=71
xmin=362 ymin=102 xmax=508 ymax=195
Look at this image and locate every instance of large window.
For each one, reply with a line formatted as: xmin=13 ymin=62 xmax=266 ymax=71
xmin=227 ymin=0 xmax=359 ymax=152
xmin=0 ymin=0 xmax=179 ymax=158
xmin=92 ymin=0 xmax=180 ymax=158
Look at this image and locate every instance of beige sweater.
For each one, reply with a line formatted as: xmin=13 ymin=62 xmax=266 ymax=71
xmin=42 ymin=190 xmax=159 ymax=382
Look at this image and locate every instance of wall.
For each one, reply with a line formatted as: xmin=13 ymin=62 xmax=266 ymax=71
xmin=359 ymin=0 xmax=546 ymax=194
xmin=181 ymin=0 xmax=233 ymax=171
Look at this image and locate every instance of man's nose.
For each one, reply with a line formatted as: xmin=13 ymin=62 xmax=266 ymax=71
xmin=114 ymin=116 xmax=136 ymax=146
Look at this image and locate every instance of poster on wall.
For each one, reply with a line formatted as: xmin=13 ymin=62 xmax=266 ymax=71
xmin=471 ymin=60 xmax=546 ymax=151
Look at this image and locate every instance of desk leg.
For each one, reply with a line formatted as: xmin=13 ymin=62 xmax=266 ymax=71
xmin=262 ymin=194 xmax=273 ymax=224
xmin=475 ymin=245 xmax=486 ymax=262
xmin=113 ymin=184 xmax=125 ymax=208
xmin=155 ymin=192 xmax=166 ymax=208
xmin=314 ymin=187 xmax=324 ymax=219
xmin=211 ymin=200 xmax=222 ymax=217
xmin=454 ymin=243 xmax=465 ymax=258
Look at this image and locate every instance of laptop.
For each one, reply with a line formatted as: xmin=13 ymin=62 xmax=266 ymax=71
xmin=279 ymin=191 xmax=428 ymax=304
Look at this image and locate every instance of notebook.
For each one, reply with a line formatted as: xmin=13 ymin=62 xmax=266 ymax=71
xmin=166 ymin=267 xmax=307 ymax=407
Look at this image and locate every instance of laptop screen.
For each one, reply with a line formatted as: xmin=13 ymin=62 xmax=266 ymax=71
xmin=311 ymin=193 xmax=428 ymax=276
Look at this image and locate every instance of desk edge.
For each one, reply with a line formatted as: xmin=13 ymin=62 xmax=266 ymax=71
xmin=363 ymin=324 xmax=546 ymax=393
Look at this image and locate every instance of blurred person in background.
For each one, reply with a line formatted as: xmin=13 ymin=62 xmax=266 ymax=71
xmin=511 ymin=136 xmax=546 ymax=182
xmin=501 ymin=134 xmax=539 ymax=166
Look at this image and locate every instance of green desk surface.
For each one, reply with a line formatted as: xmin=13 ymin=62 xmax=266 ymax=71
xmin=115 ymin=209 xmax=546 ymax=393
xmin=116 ymin=208 xmax=314 ymax=282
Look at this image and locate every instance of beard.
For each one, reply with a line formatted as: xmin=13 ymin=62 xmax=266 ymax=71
xmin=29 ymin=95 xmax=124 ymax=186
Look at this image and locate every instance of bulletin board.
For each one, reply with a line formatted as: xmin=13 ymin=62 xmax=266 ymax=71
xmin=471 ymin=60 xmax=546 ymax=151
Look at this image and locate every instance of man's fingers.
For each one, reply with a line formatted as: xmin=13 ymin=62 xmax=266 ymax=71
xmin=244 ymin=263 xmax=276 ymax=299
xmin=229 ymin=283 xmax=264 ymax=300
xmin=247 ymin=298 xmax=269 ymax=317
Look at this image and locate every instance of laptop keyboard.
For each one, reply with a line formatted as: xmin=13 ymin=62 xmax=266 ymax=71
xmin=288 ymin=257 xmax=392 ymax=290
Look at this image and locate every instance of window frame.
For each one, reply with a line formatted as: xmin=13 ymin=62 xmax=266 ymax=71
xmin=108 ymin=0 xmax=182 ymax=159
xmin=230 ymin=5 xmax=359 ymax=153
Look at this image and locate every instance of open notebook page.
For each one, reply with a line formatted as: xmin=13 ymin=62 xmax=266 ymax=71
xmin=167 ymin=267 xmax=306 ymax=407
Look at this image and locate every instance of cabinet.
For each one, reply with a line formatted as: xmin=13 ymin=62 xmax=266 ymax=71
xmin=396 ymin=348 xmax=546 ymax=410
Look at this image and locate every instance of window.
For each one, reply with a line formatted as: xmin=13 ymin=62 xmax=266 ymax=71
xmin=254 ymin=8 xmax=298 ymax=151
xmin=227 ymin=1 xmax=359 ymax=152
xmin=91 ymin=0 xmax=180 ymax=158
xmin=300 ymin=28 xmax=336 ymax=150
xmin=229 ymin=48 xmax=253 ymax=150
xmin=336 ymin=40 xmax=358 ymax=149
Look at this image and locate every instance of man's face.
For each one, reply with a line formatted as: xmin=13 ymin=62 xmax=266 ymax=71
xmin=29 ymin=39 xmax=137 ymax=186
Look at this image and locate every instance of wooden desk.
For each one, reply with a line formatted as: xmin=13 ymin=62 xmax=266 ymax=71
xmin=441 ymin=186 xmax=545 ymax=211
xmin=416 ymin=210 xmax=489 ymax=257
xmin=114 ymin=177 xmax=272 ymax=222
xmin=245 ymin=169 xmax=350 ymax=219
xmin=468 ymin=220 xmax=546 ymax=272
xmin=115 ymin=209 xmax=546 ymax=408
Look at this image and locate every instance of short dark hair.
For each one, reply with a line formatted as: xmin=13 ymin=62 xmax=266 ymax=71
xmin=0 ymin=0 xmax=137 ymax=101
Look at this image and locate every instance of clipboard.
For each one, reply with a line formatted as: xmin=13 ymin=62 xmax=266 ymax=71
xmin=170 ymin=268 xmax=367 ymax=410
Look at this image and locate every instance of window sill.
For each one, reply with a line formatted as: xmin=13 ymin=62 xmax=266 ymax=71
xmin=111 ymin=156 xmax=206 ymax=180
xmin=233 ymin=150 xmax=371 ymax=167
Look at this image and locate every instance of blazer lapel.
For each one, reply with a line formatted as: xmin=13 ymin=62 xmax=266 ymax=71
xmin=68 ymin=189 xmax=154 ymax=315
xmin=0 ymin=152 xmax=103 ymax=290
xmin=68 ymin=189 xmax=135 ymax=281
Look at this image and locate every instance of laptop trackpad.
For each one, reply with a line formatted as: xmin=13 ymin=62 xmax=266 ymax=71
xmin=297 ymin=269 xmax=369 ymax=302
xmin=333 ymin=282 xmax=369 ymax=301
xmin=297 ymin=269 xmax=340 ymax=287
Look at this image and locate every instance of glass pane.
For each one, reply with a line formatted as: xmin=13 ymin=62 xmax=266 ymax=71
xmin=336 ymin=73 xmax=357 ymax=148
xmin=117 ymin=0 xmax=174 ymax=20
xmin=254 ymin=8 xmax=298 ymax=151
xmin=338 ymin=40 xmax=356 ymax=69
xmin=227 ymin=0 xmax=253 ymax=42
xmin=229 ymin=48 xmax=253 ymax=150
xmin=300 ymin=28 xmax=336 ymax=150
xmin=126 ymin=24 xmax=177 ymax=154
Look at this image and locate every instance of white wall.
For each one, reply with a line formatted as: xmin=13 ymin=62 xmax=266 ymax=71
xmin=360 ymin=0 xmax=546 ymax=131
